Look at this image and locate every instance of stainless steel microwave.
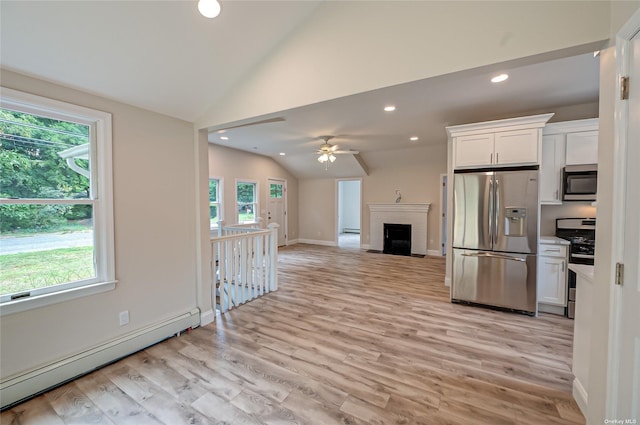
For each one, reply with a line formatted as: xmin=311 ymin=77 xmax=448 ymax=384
xmin=563 ymin=164 xmax=597 ymax=201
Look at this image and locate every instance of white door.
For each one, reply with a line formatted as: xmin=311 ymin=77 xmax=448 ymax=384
xmin=267 ymin=179 xmax=286 ymax=246
xmin=610 ymin=16 xmax=640 ymax=419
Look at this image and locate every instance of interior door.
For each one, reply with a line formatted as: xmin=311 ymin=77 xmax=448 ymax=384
xmin=612 ymin=25 xmax=640 ymax=420
xmin=267 ymin=179 xmax=286 ymax=246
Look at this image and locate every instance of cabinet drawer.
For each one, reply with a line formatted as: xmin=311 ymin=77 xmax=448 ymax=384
xmin=538 ymin=244 xmax=567 ymax=257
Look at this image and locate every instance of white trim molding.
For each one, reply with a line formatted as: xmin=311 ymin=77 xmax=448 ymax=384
xmin=445 ymin=113 xmax=554 ymax=138
xmin=297 ymin=239 xmax=337 ymax=247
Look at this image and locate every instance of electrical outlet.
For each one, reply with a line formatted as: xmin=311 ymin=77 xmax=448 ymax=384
xmin=119 ymin=310 xmax=129 ymax=326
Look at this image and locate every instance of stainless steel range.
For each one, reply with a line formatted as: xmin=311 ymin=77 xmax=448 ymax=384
xmin=555 ymin=218 xmax=596 ymax=318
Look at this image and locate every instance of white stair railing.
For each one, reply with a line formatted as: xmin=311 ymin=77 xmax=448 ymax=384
xmin=211 ymin=220 xmax=278 ymax=313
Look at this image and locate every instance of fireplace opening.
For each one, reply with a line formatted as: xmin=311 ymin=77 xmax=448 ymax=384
xmin=383 ymin=223 xmax=411 ymax=256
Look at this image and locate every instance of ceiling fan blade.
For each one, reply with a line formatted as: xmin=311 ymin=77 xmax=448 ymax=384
xmin=214 ymin=117 xmax=285 ymax=132
xmin=334 ymin=150 xmax=359 ymax=155
xmin=330 ymin=144 xmax=339 ymax=151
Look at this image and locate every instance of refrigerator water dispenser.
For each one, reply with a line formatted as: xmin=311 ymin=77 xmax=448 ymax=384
xmin=504 ymin=208 xmax=527 ymax=237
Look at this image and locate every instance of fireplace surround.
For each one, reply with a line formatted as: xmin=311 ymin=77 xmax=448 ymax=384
xmin=368 ymin=203 xmax=431 ymax=255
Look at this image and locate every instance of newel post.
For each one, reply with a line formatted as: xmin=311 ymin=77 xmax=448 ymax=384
xmin=268 ymin=223 xmax=279 ymax=291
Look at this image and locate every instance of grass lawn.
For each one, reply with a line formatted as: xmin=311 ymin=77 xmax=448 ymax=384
xmin=0 ymin=246 xmax=94 ymax=295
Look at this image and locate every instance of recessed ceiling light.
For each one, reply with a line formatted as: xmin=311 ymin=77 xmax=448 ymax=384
xmin=220 ymin=136 xmax=229 ymax=140
xmin=279 ymin=152 xmax=286 ymax=156
xmin=384 ymin=105 xmax=396 ymax=112
xmin=217 ymin=129 xmax=226 ymax=133
xmin=410 ymin=136 xmax=419 ymax=141
xmin=491 ymin=74 xmax=509 ymax=83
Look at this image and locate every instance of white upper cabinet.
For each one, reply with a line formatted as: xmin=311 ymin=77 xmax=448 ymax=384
xmin=454 ymin=133 xmax=495 ymax=167
xmin=447 ymin=114 xmax=553 ymax=170
xmin=494 ymin=128 xmax=540 ymax=165
xmin=539 ymin=134 xmax=565 ymax=204
xmin=565 ymin=130 xmax=598 ymax=165
xmin=541 ymin=118 xmax=599 ymax=204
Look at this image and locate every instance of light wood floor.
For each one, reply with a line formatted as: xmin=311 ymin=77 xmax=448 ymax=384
xmin=1 ymin=244 xmax=584 ymax=425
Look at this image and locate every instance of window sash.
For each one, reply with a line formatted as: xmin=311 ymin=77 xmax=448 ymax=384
xmin=0 ymin=87 xmax=115 ymax=315
xmin=236 ymin=181 xmax=257 ymax=224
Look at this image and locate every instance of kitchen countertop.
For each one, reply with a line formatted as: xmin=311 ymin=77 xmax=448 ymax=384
xmin=569 ymin=263 xmax=594 ymax=282
xmin=539 ymin=236 xmax=570 ymax=245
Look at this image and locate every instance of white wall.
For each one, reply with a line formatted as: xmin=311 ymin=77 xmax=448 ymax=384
xmin=208 ymin=144 xmax=298 ymax=240
xmin=197 ymin=1 xmax=609 ymax=129
xmin=1 ymin=70 xmax=197 ymax=379
xmin=339 ymin=180 xmax=360 ymax=233
xmin=298 ymin=179 xmax=336 ymax=244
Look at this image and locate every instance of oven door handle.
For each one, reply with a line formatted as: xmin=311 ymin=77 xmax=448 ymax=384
xmin=572 ymin=253 xmax=595 ymax=259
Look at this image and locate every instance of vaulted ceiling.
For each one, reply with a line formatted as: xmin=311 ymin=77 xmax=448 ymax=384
xmin=1 ymin=1 xmax=603 ymax=179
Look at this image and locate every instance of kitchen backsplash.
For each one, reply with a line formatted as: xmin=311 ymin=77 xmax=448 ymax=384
xmin=540 ymin=203 xmax=597 ymax=235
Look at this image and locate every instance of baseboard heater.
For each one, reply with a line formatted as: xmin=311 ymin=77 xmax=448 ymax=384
xmin=342 ymin=228 xmax=360 ymax=234
xmin=0 ymin=308 xmax=200 ymax=410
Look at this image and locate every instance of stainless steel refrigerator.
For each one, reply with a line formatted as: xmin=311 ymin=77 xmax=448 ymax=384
xmin=452 ymin=167 xmax=538 ymax=315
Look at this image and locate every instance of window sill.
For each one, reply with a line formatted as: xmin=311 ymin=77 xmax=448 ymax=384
xmin=0 ymin=280 xmax=117 ymax=317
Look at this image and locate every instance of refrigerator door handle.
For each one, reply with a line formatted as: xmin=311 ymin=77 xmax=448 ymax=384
xmin=488 ymin=177 xmax=494 ymax=247
xmin=461 ymin=252 xmax=527 ymax=262
xmin=493 ymin=175 xmax=500 ymax=245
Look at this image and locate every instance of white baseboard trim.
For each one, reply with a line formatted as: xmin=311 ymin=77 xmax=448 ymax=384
xmin=297 ymin=239 xmax=337 ymax=247
xmin=538 ymin=303 xmax=565 ymax=316
xmin=361 ymin=244 xmax=371 ymax=250
xmin=0 ymin=308 xmax=200 ymax=409
xmin=572 ymin=377 xmax=588 ymax=416
xmin=427 ymin=249 xmax=442 ymax=257
xmin=200 ymin=308 xmax=215 ymax=326
xmin=444 ymin=276 xmax=451 ymax=287
xmin=286 ymin=239 xmax=299 ymax=245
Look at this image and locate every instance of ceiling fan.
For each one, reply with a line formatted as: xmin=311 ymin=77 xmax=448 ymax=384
xmin=315 ymin=136 xmax=359 ymax=168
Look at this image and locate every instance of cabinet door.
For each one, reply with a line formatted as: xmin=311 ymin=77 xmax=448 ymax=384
xmin=494 ymin=128 xmax=539 ymax=165
xmin=537 ymin=256 xmax=567 ymax=306
xmin=453 ymin=134 xmax=494 ymax=168
xmin=540 ymin=135 xmax=565 ymax=204
xmin=565 ymin=130 xmax=598 ymax=165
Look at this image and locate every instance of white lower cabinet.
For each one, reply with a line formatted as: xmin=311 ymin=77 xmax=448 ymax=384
xmin=537 ymin=242 xmax=568 ymax=311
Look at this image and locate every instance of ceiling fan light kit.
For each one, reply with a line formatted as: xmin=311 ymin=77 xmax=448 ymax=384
xmin=314 ymin=135 xmax=359 ymax=169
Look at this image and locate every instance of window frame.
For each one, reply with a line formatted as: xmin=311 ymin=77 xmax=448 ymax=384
xmin=209 ymin=177 xmax=223 ymax=230
xmin=235 ymin=179 xmax=259 ymax=224
xmin=0 ymin=87 xmax=115 ymax=316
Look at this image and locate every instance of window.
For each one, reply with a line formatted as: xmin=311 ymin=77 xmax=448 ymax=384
xmin=0 ymin=88 xmax=114 ymax=314
xmin=209 ymin=178 xmax=222 ymax=229
xmin=236 ymin=181 xmax=257 ymax=224
xmin=270 ymin=183 xmax=283 ymax=198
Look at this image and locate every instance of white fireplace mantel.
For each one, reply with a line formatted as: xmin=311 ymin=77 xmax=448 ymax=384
xmin=368 ymin=203 xmax=431 ymax=255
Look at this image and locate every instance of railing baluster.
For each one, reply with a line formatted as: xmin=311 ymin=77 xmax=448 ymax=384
xmin=210 ymin=224 xmax=277 ymax=315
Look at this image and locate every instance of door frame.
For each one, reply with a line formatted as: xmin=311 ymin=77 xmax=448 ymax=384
xmin=267 ymin=177 xmax=287 ymax=246
xmin=335 ymin=178 xmax=363 ymax=247
xmin=440 ymin=173 xmax=447 ymax=256
xmin=607 ymin=8 xmax=640 ymax=418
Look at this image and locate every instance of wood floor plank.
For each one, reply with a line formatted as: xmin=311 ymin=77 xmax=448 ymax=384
xmin=6 ymin=244 xmax=584 ymax=424
xmin=72 ymin=371 xmax=163 ymax=425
